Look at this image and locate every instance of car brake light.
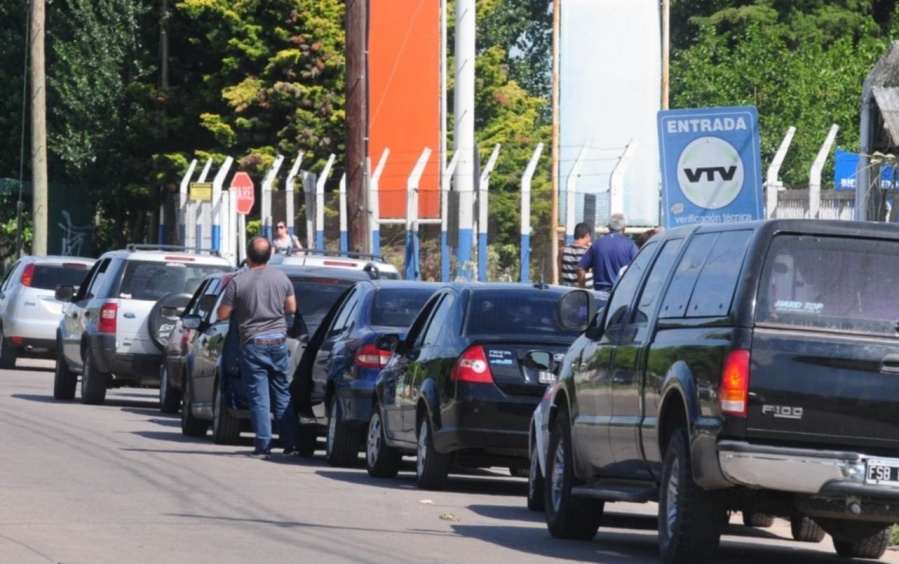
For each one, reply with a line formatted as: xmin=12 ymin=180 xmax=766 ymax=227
xmin=355 ymin=343 xmax=390 ymax=369
xmin=451 ymin=345 xmax=493 ymax=384
xmin=719 ymin=349 xmax=750 ymax=417
xmin=20 ymin=264 xmax=34 ymax=287
xmin=98 ymin=303 xmax=118 ymax=333
xmin=11 ymin=337 xmax=24 ymax=346
xmin=323 ymin=260 xmax=358 ymax=269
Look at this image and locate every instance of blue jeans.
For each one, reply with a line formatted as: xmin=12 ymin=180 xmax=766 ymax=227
xmin=238 ymin=342 xmax=298 ymax=452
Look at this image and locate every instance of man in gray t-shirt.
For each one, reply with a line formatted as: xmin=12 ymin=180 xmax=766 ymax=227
xmin=218 ymin=236 xmax=299 ymax=458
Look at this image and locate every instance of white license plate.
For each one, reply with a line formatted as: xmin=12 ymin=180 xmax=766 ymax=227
xmin=865 ymin=458 xmax=899 ymax=485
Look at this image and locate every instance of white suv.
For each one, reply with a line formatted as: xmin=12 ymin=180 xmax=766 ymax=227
xmin=53 ymin=245 xmax=233 ymax=404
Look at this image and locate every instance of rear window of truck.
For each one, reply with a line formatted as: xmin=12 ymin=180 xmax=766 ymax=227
xmin=757 ymin=235 xmax=899 ymax=334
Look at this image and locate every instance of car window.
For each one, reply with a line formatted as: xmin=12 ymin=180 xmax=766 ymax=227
xmin=604 ymin=243 xmax=658 ymax=331
xmin=465 ymin=289 xmax=581 ymax=337
xmin=416 ymin=294 xmax=455 ymax=347
xmin=83 ymin=259 xmax=111 ymax=300
xmin=329 ymin=288 xmax=361 ymax=336
xmin=757 ymin=234 xmax=899 ymax=334
xmin=31 ymin=264 xmax=92 ymax=290
xmin=631 ymin=239 xmax=683 ymax=324
xmin=293 ymin=277 xmax=360 ymax=335
xmin=371 ymin=287 xmax=436 ymax=327
xmin=0 ymin=261 xmax=22 ymax=292
xmin=686 ymin=230 xmax=751 ymax=317
xmin=659 ymin=233 xmax=717 ymax=319
xmin=119 ymin=260 xmax=231 ymax=300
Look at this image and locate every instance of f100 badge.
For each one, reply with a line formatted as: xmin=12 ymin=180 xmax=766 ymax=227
xmin=762 ymin=405 xmax=803 ymax=419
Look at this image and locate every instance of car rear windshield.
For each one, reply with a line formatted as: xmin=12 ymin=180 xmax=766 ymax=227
xmin=294 ymin=277 xmax=359 ymax=334
xmin=465 ymin=289 xmax=580 ymax=338
xmin=757 ymin=234 xmax=899 ymax=335
xmin=120 ymin=261 xmax=232 ymax=300
xmin=31 ymin=264 xmax=91 ymax=290
xmin=371 ymin=287 xmax=435 ymax=327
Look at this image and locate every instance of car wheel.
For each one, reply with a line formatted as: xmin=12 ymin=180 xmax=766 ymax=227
xmin=158 ymin=365 xmax=181 ymax=414
xmin=416 ymin=415 xmax=450 ymax=491
xmin=326 ymin=400 xmax=360 ymax=467
xmin=80 ymin=352 xmax=108 ymax=405
xmin=147 ymin=293 xmax=192 ymax=349
xmin=658 ymin=428 xmax=726 ymax=564
xmin=527 ymin=440 xmax=545 ymax=512
xmin=0 ymin=327 xmax=18 ymax=369
xmin=742 ymin=511 xmax=775 ymax=528
xmin=296 ymin=425 xmax=317 ymax=457
xmin=53 ymin=346 xmax=77 ymax=400
xmin=544 ymin=408 xmax=602 ymax=539
xmin=832 ymin=525 xmax=890 ymax=559
xmin=791 ymin=515 xmax=825 ymax=543
xmin=180 ymin=380 xmax=209 ymax=437
xmin=212 ymin=376 xmax=241 ymax=445
xmin=366 ymin=408 xmax=400 ymax=478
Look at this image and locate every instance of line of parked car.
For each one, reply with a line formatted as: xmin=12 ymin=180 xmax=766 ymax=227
xmin=12 ymin=218 xmax=899 ymax=564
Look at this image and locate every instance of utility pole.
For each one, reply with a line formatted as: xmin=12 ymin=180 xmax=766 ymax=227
xmin=31 ymin=0 xmax=48 ymax=256
xmin=550 ymin=0 xmax=561 ymax=284
xmin=661 ymin=0 xmax=669 ymax=110
xmin=345 ymin=0 xmax=369 ymax=253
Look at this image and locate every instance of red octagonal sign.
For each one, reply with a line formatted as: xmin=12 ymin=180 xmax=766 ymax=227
xmin=231 ymin=171 xmax=255 ymax=215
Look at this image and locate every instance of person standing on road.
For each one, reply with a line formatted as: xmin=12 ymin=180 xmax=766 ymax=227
xmin=559 ymin=222 xmax=593 ymax=287
xmin=271 ymin=221 xmax=303 ymax=254
xmin=218 ymin=236 xmax=299 ymax=458
xmin=577 ymin=212 xmax=638 ymax=292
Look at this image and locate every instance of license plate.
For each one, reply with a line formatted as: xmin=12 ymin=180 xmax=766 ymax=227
xmin=865 ymin=458 xmax=899 ymax=485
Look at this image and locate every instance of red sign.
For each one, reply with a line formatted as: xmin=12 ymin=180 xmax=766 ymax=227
xmin=231 ymin=172 xmax=255 ymax=215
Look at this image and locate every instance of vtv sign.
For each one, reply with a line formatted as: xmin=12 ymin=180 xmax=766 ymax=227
xmin=658 ymin=107 xmax=763 ymax=226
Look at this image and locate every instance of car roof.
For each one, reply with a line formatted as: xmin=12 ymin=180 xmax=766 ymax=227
xmin=99 ymin=244 xmax=231 ymax=265
xmin=17 ymin=255 xmax=96 ymax=265
xmin=272 ymin=264 xmax=376 ymax=281
xmin=269 ymin=249 xmax=400 ymax=276
xmin=362 ymin=280 xmax=443 ymax=290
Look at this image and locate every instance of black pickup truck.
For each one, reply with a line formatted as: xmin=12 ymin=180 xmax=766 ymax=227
xmin=541 ymin=219 xmax=899 ymax=563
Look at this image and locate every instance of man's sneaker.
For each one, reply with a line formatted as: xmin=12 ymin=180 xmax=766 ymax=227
xmin=249 ymin=448 xmax=271 ymax=459
xmin=282 ymin=447 xmax=300 ymax=458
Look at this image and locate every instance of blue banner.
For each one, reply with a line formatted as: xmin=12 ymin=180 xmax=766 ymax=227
xmin=658 ymin=106 xmax=763 ymax=227
xmin=834 ymin=148 xmax=896 ymax=190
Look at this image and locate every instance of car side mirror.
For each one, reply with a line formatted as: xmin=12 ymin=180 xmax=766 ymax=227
xmin=182 ymin=314 xmax=202 ymax=330
xmin=375 ymin=333 xmax=400 ymax=352
xmin=55 ymin=284 xmax=75 ymax=302
xmin=557 ymin=290 xmax=594 ymax=332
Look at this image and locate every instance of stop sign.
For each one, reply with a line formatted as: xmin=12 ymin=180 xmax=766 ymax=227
xmin=231 ymin=171 xmax=255 ymax=215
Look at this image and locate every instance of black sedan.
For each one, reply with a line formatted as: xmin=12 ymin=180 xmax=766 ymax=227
xmin=365 ymin=282 xmax=585 ymax=490
xmin=293 ymin=279 xmax=441 ymax=467
xmin=179 ymin=265 xmax=375 ymax=452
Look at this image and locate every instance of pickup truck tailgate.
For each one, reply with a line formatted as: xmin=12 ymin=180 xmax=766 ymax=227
xmin=748 ymin=328 xmax=899 ymax=451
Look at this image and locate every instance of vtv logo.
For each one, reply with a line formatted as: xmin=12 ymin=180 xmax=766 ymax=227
xmin=676 ymin=136 xmax=744 ymax=210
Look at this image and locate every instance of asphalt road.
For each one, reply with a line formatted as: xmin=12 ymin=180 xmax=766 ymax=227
xmin=2 ymin=359 xmax=898 ymax=564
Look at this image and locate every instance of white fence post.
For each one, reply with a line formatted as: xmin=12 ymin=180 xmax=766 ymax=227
xmin=520 ymin=143 xmax=544 ymax=283
xmin=809 ymin=124 xmax=839 ymax=219
xmin=766 ymin=126 xmax=796 ymax=219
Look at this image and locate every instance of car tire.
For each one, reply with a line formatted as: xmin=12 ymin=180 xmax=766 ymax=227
xmin=544 ymin=408 xmax=603 ymax=539
xmin=527 ymin=441 xmax=545 ymax=512
xmin=0 ymin=328 xmax=18 ymax=369
xmin=416 ymin=415 xmax=450 ymax=491
xmin=181 ymin=380 xmax=209 ymax=437
xmin=832 ymin=525 xmax=890 ymax=559
xmin=297 ymin=425 xmax=317 ymax=457
xmin=159 ymin=365 xmax=181 ymax=414
xmin=791 ymin=515 xmax=825 ymax=543
xmin=147 ymin=293 xmax=192 ymax=350
xmin=212 ymin=376 xmax=241 ymax=445
xmin=658 ymin=428 xmax=726 ymax=564
xmin=53 ymin=347 xmax=77 ymax=400
xmin=326 ymin=400 xmax=360 ymax=467
xmin=742 ymin=511 xmax=775 ymax=528
xmin=366 ymin=408 xmax=400 ymax=478
xmin=80 ymin=352 xmax=108 ymax=405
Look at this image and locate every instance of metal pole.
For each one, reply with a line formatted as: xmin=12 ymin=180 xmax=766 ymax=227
xmin=454 ymin=0 xmax=476 ymax=280
xmin=339 ymin=173 xmax=348 ymax=253
xmin=316 ymin=154 xmax=336 ymax=250
xmin=406 ymin=148 xmax=432 ymax=280
xmin=550 ymin=0 xmax=561 ymax=283
xmin=566 ymin=145 xmax=588 ymax=244
xmin=661 ymin=0 xmax=669 ymax=110
xmin=285 ymin=151 xmax=305 ymax=237
xmin=520 ymin=144 xmax=544 ymax=283
xmin=808 ymin=124 xmax=839 ymax=220
xmin=211 ymin=156 xmax=233 ymax=252
xmin=477 ymin=144 xmax=501 ymax=281
xmin=369 ymin=149 xmax=389 ymax=255
xmin=440 ymin=152 xmax=459 ymax=282
xmin=261 ymin=154 xmax=284 ymax=240
xmin=765 ymin=126 xmax=795 ymax=219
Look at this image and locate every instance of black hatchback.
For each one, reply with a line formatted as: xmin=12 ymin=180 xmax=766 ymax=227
xmin=366 ymin=282 xmax=585 ymax=490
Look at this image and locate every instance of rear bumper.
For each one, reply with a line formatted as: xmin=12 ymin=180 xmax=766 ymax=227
xmin=433 ymin=393 xmax=540 ymax=459
xmin=718 ymin=440 xmax=899 ymax=498
xmin=91 ymin=334 xmax=162 ymax=385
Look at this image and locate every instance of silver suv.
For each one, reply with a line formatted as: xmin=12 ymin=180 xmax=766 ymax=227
xmin=0 ymin=255 xmax=95 ymax=368
xmin=53 ymin=244 xmax=233 ymax=404
xmin=269 ymin=249 xmax=401 ymax=279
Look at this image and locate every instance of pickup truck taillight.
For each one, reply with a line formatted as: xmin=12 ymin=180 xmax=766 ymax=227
xmin=719 ymin=349 xmax=749 ymax=417
xmin=451 ymin=345 xmax=493 ymax=383
xmin=98 ymin=303 xmax=118 ymax=334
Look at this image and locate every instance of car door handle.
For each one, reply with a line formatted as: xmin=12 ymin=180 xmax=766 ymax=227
xmin=882 ymin=354 xmax=899 ymax=374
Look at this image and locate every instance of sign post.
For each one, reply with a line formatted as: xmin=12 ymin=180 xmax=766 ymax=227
xmin=658 ymin=106 xmax=763 ymax=227
xmin=231 ymin=172 xmax=255 ymax=215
